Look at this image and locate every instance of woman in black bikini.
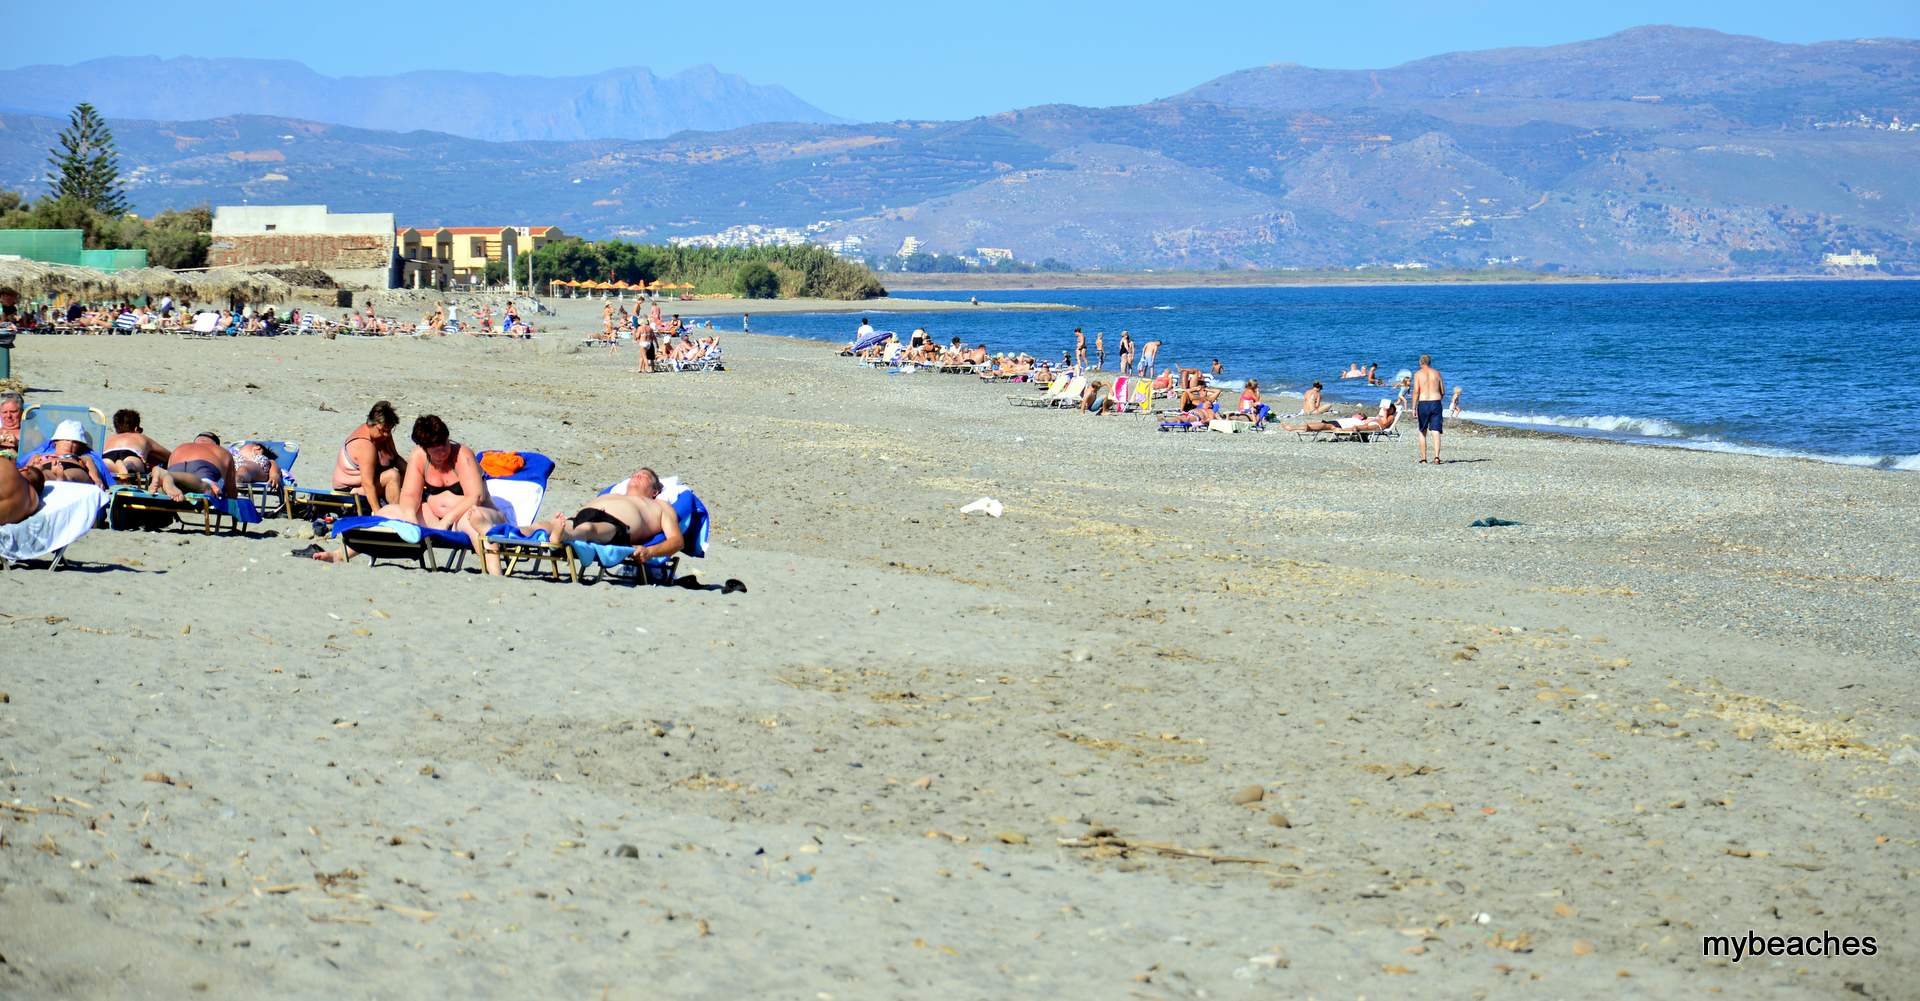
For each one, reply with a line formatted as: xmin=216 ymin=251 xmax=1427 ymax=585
xmin=310 ymin=415 xmax=505 ymax=573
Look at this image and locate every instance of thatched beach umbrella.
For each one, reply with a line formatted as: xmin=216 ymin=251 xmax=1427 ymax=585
xmin=182 ymin=268 xmax=295 ymax=306
xmin=108 ymin=267 xmax=199 ymax=301
xmin=0 ymin=258 xmax=122 ymax=301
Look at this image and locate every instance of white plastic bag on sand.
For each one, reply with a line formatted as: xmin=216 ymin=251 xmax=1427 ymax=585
xmin=959 ymin=497 xmax=1004 ymax=518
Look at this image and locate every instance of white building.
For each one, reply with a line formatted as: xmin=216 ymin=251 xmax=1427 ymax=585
xmin=975 ymin=247 xmax=1013 ymax=264
xmin=1823 ymin=249 xmax=1879 ymax=267
xmin=897 ymin=236 xmax=923 ymax=258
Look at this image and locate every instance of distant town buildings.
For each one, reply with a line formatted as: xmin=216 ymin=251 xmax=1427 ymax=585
xmin=209 ymin=204 xmax=393 ymax=271
xmin=897 ymin=236 xmax=923 ymax=258
xmin=975 ymin=247 xmax=1014 ymax=264
xmin=1812 ymin=114 xmax=1917 ymax=132
xmin=1823 ymin=248 xmax=1880 ymax=267
xmin=668 ymin=223 xmax=812 ymax=249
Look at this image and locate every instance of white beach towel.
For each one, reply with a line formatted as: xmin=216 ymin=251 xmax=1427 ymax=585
xmin=0 ymin=483 xmax=107 ymax=563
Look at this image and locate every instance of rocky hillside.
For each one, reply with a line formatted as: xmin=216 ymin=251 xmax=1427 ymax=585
xmin=1 ymin=28 xmax=1914 ymax=275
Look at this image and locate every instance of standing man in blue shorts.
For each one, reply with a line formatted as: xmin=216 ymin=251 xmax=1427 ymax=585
xmin=1412 ymin=354 xmax=1446 ymax=464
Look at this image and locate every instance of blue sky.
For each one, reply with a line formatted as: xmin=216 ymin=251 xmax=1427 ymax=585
xmin=7 ymin=0 xmax=1917 ymax=121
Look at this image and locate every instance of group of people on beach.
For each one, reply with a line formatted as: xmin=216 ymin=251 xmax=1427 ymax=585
xmin=288 ymin=401 xmax=685 ymax=574
xmin=7 ymin=294 xmax=536 ymax=338
xmin=1 ymin=397 xmax=287 ymax=524
xmin=2 ymin=391 xmax=688 ymax=574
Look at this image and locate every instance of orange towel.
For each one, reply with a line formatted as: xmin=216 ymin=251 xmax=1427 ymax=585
xmin=480 ymin=451 xmax=525 ymax=477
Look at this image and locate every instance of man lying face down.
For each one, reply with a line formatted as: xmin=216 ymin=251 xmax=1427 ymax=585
xmin=531 ymin=467 xmax=684 ymax=563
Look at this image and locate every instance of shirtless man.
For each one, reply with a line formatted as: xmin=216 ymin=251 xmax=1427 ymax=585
xmin=1095 ymin=331 xmax=1105 ymax=370
xmin=1412 ymin=354 xmax=1446 ymax=464
xmin=1073 ymin=328 xmax=1087 ymax=372
xmin=100 ymin=409 xmax=172 ymax=482
xmin=148 ymin=433 xmax=238 ymax=501
xmin=1 ymin=463 xmax=45 ymax=526
xmin=1301 ymin=382 xmax=1330 ymax=415
xmin=1137 ymin=339 xmax=1161 ymax=378
xmin=534 ymin=468 xmax=684 ymax=564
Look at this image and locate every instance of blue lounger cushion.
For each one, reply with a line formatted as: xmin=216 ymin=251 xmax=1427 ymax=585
xmin=331 ymin=515 xmax=469 ymax=548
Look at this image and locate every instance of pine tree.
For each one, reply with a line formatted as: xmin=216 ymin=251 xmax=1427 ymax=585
xmin=46 ymin=103 xmax=128 ymax=216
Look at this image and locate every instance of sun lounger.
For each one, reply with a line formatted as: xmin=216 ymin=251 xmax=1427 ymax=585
xmin=332 ymin=451 xmax=553 ymax=571
xmin=490 ymin=476 xmax=710 ymax=586
xmin=19 ymin=404 xmax=110 ymax=461
xmin=0 ymin=483 xmax=109 ymax=570
xmin=1010 ymin=375 xmax=1078 ymax=408
xmin=105 ymin=485 xmax=262 ymax=534
xmin=1298 ymin=409 xmax=1403 ymax=443
xmin=287 ymin=485 xmax=372 ymax=522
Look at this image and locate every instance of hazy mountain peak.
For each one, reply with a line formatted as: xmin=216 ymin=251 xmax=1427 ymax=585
xmin=0 ymin=56 xmax=841 ymax=141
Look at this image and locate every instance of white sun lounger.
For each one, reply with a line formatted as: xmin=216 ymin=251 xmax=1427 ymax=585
xmin=0 ymin=483 xmax=109 ymax=570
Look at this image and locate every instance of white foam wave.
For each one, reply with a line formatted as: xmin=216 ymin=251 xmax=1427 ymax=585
xmin=1462 ymin=410 xmax=1918 ymax=471
xmin=1463 ymin=411 xmax=1690 ymax=438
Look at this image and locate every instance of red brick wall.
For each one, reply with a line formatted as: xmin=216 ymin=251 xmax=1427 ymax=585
xmin=208 ymin=234 xmax=390 ymax=269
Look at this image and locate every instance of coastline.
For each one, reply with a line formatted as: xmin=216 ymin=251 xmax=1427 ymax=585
xmin=528 ymin=293 xmax=1073 ymax=316
xmin=4 ymin=329 xmax=1914 ymax=999
xmin=885 ymin=270 xmax=1916 ymax=292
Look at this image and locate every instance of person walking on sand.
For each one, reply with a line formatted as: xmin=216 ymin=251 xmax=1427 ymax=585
xmin=1117 ymin=330 xmax=1133 ymax=377
xmin=1095 ymin=331 xmax=1105 ymax=370
xmin=1412 ymin=354 xmax=1446 ymax=464
xmin=742 ymin=313 xmax=750 ymax=332
xmin=1074 ymin=328 xmax=1087 ymax=372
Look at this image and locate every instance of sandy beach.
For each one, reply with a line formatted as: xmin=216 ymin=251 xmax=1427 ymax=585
xmin=1 ymin=322 xmax=1915 ymax=999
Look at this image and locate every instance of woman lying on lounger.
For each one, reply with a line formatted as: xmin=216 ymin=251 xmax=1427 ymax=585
xmin=1280 ymin=401 xmax=1396 ymax=433
xmin=25 ymin=421 xmax=106 ymax=488
xmin=311 ymin=414 xmax=506 ymax=573
xmin=100 ymin=409 xmax=172 ymax=482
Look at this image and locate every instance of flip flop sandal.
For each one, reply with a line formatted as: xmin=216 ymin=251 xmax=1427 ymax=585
xmin=288 ymin=544 xmax=326 ymax=559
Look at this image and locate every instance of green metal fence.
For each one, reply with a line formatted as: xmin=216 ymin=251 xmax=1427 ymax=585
xmin=0 ymin=229 xmax=84 ymax=265
xmin=78 ymin=248 xmax=149 ymax=271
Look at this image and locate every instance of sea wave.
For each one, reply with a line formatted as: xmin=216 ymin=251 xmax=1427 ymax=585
xmin=1462 ymin=410 xmax=1918 ymax=471
xmin=1463 ymin=411 xmax=1691 ymax=439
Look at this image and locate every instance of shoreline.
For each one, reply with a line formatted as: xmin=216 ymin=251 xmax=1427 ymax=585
xmin=885 ymin=270 xmax=1916 ymax=292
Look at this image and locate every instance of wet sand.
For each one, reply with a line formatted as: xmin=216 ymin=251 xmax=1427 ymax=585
xmin=0 ymin=325 xmax=1914 ymax=999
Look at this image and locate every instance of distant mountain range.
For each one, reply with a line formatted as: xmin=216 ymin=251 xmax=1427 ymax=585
xmin=1 ymin=28 xmax=1916 ymax=275
xmin=0 ymin=57 xmax=840 ymax=141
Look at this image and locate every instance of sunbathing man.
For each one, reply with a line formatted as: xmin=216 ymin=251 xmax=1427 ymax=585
xmin=532 ymin=468 xmax=684 ymax=564
xmin=148 ymin=432 xmax=237 ymax=501
xmin=1 ymin=463 xmax=45 ymax=525
xmin=1079 ymin=379 xmax=1113 ymax=415
xmin=25 ymin=421 xmax=106 ymax=487
xmin=100 ymin=409 xmax=172 ymax=482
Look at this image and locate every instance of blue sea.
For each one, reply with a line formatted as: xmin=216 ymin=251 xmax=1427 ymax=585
xmin=749 ymin=280 xmax=1918 ymax=471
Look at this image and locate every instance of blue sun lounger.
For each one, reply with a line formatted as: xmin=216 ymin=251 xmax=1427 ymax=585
xmin=105 ymin=485 xmax=262 ymax=534
xmin=488 ymin=478 xmax=709 ymax=585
